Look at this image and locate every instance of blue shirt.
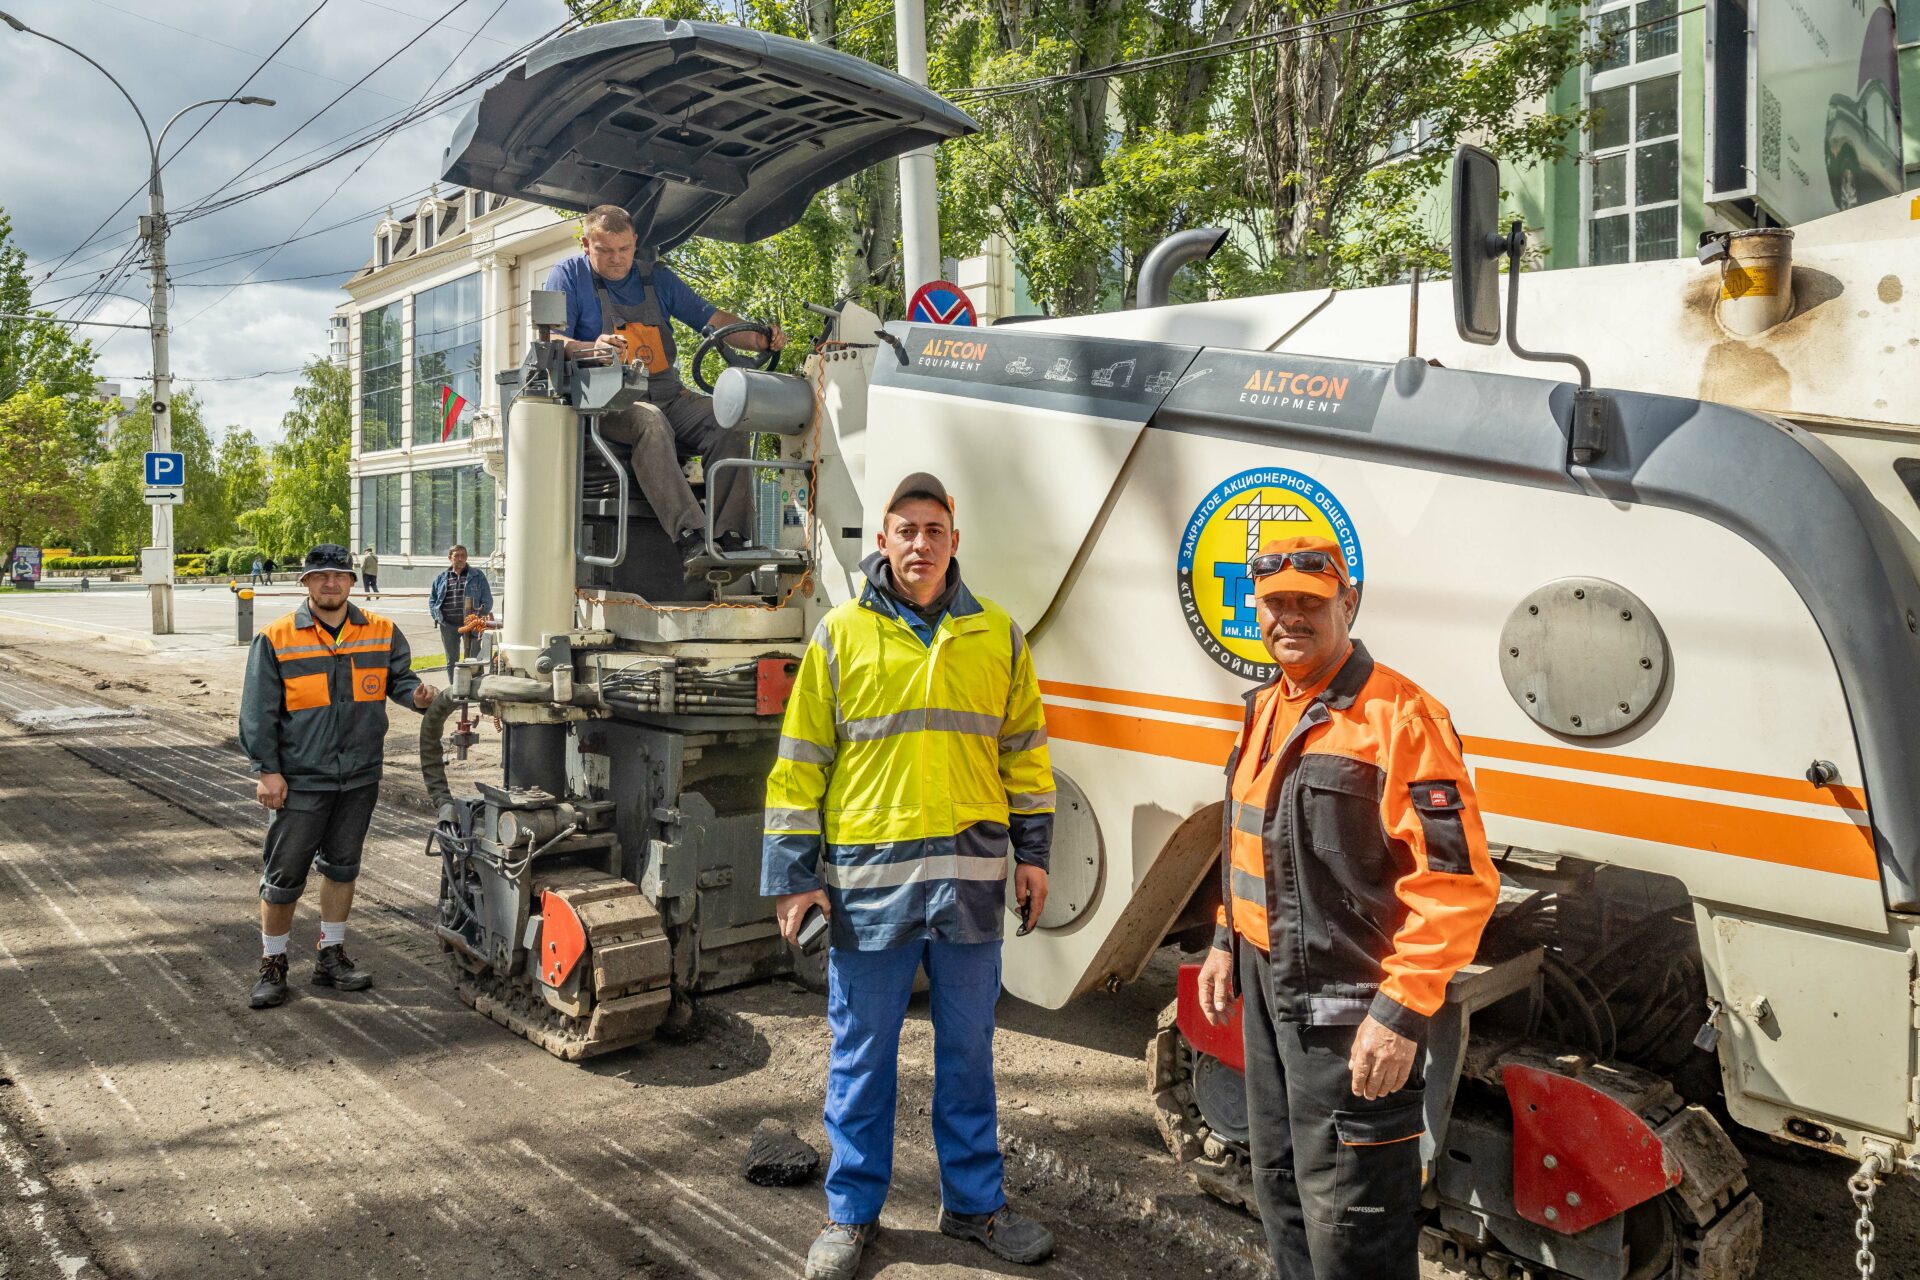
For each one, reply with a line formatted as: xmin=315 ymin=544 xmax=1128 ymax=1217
xmin=542 ymin=255 xmax=718 ymax=343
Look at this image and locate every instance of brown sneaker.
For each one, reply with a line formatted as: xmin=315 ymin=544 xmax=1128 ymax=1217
xmin=249 ymin=954 xmax=289 ymax=1009
xmin=312 ymin=945 xmax=373 ymax=992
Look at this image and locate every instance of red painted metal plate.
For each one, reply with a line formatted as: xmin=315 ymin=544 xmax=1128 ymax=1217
xmin=1504 ymin=1063 xmax=1680 ymax=1235
xmin=756 ymin=657 xmax=798 ymax=716
xmin=539 ymin=890 xmax=588 ymax=987
xmin=1175 ymin=961 xmax=1245 ymax=1073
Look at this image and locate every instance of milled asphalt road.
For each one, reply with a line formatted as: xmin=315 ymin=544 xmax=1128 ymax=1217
xmin=0 ymin=599 xmax=1913 ymax=1280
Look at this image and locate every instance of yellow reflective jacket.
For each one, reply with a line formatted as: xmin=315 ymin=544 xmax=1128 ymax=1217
xmin=761 ymin=557 xmax=1054 ymax=949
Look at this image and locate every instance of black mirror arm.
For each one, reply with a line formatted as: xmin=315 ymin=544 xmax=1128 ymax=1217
xmin=1500 ymin=221 xmax=1590 ymax=390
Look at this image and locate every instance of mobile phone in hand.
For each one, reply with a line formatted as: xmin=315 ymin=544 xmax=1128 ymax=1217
xmin=797 ymin=905 xmax=829 ymax=954
xmin=1016 ymin=895 xmax=1037 ymax=936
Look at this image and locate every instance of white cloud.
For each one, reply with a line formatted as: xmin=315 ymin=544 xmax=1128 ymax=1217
xmin=0 ymin=0 xmax=569 ymax=440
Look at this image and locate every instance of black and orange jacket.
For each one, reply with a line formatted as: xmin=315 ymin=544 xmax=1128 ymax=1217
xmin=1213 ymin=641 xmax=1499 ymax=1042
xmin=239 ymin=602 xmax=423 ymax=791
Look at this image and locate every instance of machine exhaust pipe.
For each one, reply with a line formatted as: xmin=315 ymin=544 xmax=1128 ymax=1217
xmin=1713 ymin=228 xmax=1795 ymax=337
xmin=1136 ymin=227 xmax=1229 ymax=308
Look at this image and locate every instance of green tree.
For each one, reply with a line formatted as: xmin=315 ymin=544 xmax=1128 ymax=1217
xmin=1236 ymin=0 xmax=1589 ymax=289
xmin=0 ymin=389 xmax=93 ymax=573
xmin=81 ymin=387 xmax=225 ymax=553
xmin=213 ymin=428 xmax=269 ymax=542
xmin=240 ymin=358 xmax=351 ymax=555
xmin=0 ymin=209 xmax=106 ymax=457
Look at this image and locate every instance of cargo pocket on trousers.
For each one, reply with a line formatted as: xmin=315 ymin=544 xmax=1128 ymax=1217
xmin=1330 ymin=1096 xmax=1424 ymax=1227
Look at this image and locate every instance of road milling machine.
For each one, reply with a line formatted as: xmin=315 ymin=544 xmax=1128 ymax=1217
xmin=430 ymin=18 xmax=1920 ymax=1279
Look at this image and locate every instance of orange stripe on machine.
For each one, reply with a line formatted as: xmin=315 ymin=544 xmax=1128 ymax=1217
xmin=1041 ymin=681 xmax=1878 ymax=880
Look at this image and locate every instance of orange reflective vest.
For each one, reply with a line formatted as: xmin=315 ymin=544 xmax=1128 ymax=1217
xmin=239 ymin=602 xmax=422 ymax=791
xmin=1214 ymin=641 xmax=1499 ymax=1041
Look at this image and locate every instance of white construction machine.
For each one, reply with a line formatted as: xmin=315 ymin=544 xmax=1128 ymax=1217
xmin=427 ymin=19 xmax=1920 ymax=1278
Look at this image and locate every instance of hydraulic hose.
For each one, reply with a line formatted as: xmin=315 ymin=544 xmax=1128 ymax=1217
xmin=420 ymin=686 xmax=460 ymax=811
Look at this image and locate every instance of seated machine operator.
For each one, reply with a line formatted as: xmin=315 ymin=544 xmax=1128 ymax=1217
xmin=544 ymin=204 xmax=787 ymax=576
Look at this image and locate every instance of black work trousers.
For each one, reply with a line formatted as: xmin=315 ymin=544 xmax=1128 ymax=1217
xmin=1239 ymin=942 xmax=1425 ymax=1280
xmin=597 ymin=383 xmax=753 ymax=542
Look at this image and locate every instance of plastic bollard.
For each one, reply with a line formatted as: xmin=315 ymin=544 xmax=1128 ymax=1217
xmin=236 ymin=588 xmax=254 ymax=646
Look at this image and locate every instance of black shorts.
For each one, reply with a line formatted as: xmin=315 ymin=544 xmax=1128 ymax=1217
xmin=259 ymin=785 xmax=379 ymax=904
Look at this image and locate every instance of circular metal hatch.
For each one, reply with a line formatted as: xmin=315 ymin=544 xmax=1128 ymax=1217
xmin=1498 ymin=578 xmax=1668 ymax=738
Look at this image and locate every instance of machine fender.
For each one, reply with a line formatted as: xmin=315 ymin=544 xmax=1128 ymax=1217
xmin=1175 ymin=961 xmax=1244 ymax=1073
xmin=1503 ymin=1061 xmax=1682 ymax=1235
xmin=538 ymin=889 xmax=589 ymax=987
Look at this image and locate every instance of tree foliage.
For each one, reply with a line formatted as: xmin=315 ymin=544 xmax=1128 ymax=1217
xmin=568 ymin=0 xmax=1591 ymax=318
xmin=0 ymin=209 xmax=105 ymax=458
xmin=238 ymin=358 xmax=351 ymax=556
xmin=78 ymin=386 xmax=269 ymax=554
xmin=0 ymin=388 xmax=92 ymax=571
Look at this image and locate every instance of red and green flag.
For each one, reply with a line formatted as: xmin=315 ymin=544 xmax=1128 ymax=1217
xmin=439 ymin=385 xmax=468 ymax=441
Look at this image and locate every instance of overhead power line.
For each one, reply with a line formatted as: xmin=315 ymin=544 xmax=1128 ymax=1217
xmin=29 ymin=0 xmax=336 ymax=287
xmin=951 ymin=0 xmax=1467 ymax=101
xmin=183 ymin=0 xmax=483 ymax=217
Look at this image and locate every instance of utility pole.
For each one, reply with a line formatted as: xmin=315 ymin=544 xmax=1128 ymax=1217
xmin=894 ymin=0 xmax=940 ymax=294
xmin=142 ymin=196 xmax=174 ymax=632
xmin=0 ymin=10 xmax=270 ymax=634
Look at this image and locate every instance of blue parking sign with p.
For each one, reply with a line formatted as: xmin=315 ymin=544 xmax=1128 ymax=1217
xmin=144 ymin=451 xmax=184 ymax=487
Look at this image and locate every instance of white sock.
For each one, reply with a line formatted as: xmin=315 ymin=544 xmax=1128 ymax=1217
xmin=319 ymin=920 xmax=346 ymax=949
xmin=262 ymin=932 xmax=290 ymax=958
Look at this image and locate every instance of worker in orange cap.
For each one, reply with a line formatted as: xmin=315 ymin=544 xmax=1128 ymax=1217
xmin=1195 ymin=535 xmax=1499 ymax=1279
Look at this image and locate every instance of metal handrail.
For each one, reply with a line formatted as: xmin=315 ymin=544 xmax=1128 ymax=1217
xmin=702 ymin=457 xmax=811 ymax=566
xmin=578 ymin=415 xmax=629 ymax=568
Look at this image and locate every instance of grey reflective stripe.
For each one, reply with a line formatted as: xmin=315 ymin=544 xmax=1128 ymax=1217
xmin=335 ymin=637 xmax=391 ymax=652
xmin=1010 ymin=620 xmax=1025 ymax=666
xmin=838 ymin=708 xmax=1003 ymax=741
xmin=998 ymin=728 xmax=1048 ymax=755
xmin=820 ymin=854 xmax=1007 ymax=890
xmin=1230 ymin=866 xmax=1266 ymax=904
xmin=764 ymin=807 xmax=820 ymax=832
xmin=1007 ymin=791 xmax=1056 ymax=812
xmin=813 ymin=622 xmax=840 ymax=698
xmin=1306 ymin=994 xmax=1374 ymax=1026
xmin=1233 ymin=801 xmax=1264 ymax=836
xmin=778 ymin=736 xmax=835 ymax=766
xmin=273 ymin=643 xmax=331 ymax=659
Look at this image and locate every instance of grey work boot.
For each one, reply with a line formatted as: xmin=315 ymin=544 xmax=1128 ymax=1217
xmin=312 ymin=945 xmax=373 ymax=991
xmin=939 ymin=1204 xmax=1054 ymax=1265
xmin=803 ymin=1221 xmax=875 ymax=1280
xmin=249 ymin=954 xmax=289 ymax=1009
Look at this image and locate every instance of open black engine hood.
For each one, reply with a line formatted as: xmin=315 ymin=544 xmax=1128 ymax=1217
xmin=442 ymin=18 xmax=978 ymax=252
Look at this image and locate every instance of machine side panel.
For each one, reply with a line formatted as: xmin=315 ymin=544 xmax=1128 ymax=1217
xmin=1155 ymin=354 xmax=1920 ymax=910
xmin=1003 ymin=423 xmax=1884 ymax=1007
xmin=864 ymin=324 xmax=1203 ymax=629
xmin=1695 ymin=903 xmax=1917 ymax=1147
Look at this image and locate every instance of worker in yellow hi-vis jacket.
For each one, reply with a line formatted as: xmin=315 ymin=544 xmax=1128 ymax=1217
xmin=761 ymin=472 xmax=1057 ymax=1280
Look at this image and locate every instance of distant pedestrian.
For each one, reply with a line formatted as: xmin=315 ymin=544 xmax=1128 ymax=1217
xmin=361 ymin=547 xmax=380 ymax=598
xmin=249 ymin=556 xmax=264 ymax=586
xmin=239 ymin=544 xmax=433 ymax=1010
xmin=427 ymin=544 xmax=493 ymax=673
xmin=262 ymin=555 xmax=276 ymax=584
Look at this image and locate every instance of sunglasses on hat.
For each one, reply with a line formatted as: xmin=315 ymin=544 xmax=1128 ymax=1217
xmin=1248 ymin=549 xmax=1342 ymax=579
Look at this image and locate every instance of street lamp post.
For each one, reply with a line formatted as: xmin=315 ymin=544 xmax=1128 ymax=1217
xmin=0 ymin=11 xmax=271 ymax=634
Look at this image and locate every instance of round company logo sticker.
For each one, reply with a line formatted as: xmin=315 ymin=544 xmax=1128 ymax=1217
xmin=1175 ymin=467 xmax=1365 ymax=681
xmin=360 ymin=672 xmax=383 ymax=697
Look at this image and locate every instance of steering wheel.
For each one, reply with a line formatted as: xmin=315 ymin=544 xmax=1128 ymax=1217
xmin=691 ymin=321 xmax=778 ymax=393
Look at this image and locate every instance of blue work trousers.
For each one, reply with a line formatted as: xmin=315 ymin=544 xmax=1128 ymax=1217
xmin=823 ymin=938 xmax=1005 ymax=1225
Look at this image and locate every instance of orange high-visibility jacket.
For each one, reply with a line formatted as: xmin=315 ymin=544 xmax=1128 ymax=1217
xmin=1214 ymin=641 xmax=1499 ymax=1041
xmin=239 ymin=602 xmax=422 ymax=791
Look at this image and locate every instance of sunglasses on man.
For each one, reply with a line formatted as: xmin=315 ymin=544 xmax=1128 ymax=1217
xmin=1248 ymin=549 xmax=1343 ymax=579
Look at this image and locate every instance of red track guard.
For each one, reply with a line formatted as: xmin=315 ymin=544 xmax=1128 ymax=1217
xmin=1175 ymin=962 xmax=1245 ymax=1073
xmin=1504 ymin=1062 xmax=1682 ymax=1235
xmin=538 ymin=889 xmax=588 ymax=987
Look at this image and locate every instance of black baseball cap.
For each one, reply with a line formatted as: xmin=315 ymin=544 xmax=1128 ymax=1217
xmin=299 ymin=544 xmax=357 ymax=581
xmin=886 ymin=471 xmax=954 ymax=515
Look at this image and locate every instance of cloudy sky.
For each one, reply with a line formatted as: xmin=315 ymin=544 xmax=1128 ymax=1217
xmin=0 ymin=0 xmax=573 ymax=440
